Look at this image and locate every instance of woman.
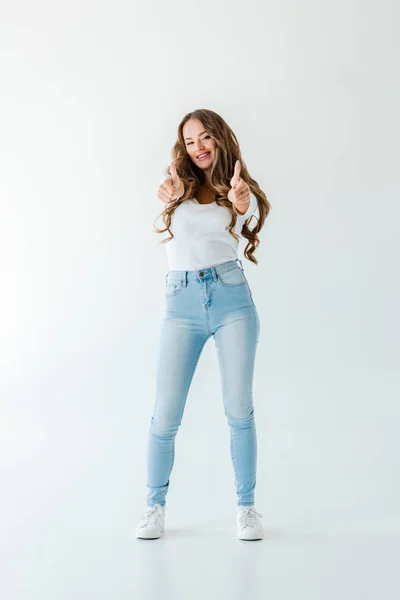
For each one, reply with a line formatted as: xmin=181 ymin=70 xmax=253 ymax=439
xmin=136 ymin=109 xmax=271 ymax=541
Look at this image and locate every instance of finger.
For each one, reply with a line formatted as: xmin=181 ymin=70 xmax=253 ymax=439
xmin=234 ymin=160 xmax=241 ymax=180
xmin=234 ymin=178 xmax=245 ymax=194
xmin=233 ymin=183 xmax=250 ymax=204
xmin=158 ymin=188 xmax=176 ymax=203
xmin=235 ymin=190 xmax=250 ymax=203
xmin=169 ymin=161 xmax=179 ymax=186
xmin=161 ymin=179 xmax=174 ymax=193
xmin=159 ymin=181 xmax=175 ymax=199
xmin=230 ymin=159 xmax=241 ymax=188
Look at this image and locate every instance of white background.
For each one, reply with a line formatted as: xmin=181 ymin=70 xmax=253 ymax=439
xmin=1 ymin=0 xmax=399 ymax=598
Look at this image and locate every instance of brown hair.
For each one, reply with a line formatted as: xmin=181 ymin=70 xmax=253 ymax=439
xmin=153 ymin=108 xmax=271 ymax=264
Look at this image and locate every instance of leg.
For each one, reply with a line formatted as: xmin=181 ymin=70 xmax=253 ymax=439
xmin=146 ymin=318 xmax=211 ymax=507
xmin=213 ymin=308 xmax=260 ymax=506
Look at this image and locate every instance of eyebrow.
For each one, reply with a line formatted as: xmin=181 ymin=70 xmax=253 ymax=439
xmin=184 ymin=130 xmax=207 ymax=141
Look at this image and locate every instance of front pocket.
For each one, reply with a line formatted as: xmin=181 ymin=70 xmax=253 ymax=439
xmin=165 ymin=280 xmax=184 ymax=296
xmin=217 ymin=266 xmax=247 ymax=287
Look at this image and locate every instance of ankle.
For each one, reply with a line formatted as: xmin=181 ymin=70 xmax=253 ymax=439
xmin=237 ymin=504 xmax=254 ymax=512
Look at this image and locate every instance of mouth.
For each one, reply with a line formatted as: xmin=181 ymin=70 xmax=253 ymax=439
xmin=197 ymin=152 xmax=211 ymax=161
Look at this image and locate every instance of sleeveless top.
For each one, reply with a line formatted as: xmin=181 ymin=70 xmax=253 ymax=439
xmin=161 ymin=193 xmax=258 ymax=271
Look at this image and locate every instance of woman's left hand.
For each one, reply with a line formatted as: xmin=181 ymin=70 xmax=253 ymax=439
xmin=228 ymin=160 xmax=250 ymax=212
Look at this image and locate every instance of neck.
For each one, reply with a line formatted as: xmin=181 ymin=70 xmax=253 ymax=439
xmin=203 ymin=168 xmax=212 ymax=185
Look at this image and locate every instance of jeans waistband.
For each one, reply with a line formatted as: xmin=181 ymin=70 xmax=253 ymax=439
xmin=166 ymin=258 xmax=244 ymax=284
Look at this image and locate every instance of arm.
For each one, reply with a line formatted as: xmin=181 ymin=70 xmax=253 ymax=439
xmin=235 ymin=192 xmax=258 ymax=220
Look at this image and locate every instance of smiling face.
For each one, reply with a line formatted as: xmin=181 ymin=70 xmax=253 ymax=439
xmin=183 ymin=118 xmax=217 ymax=172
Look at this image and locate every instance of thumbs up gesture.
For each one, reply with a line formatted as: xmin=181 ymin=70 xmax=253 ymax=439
xmin=228 ymin=160 xmax=250 ymax=213
xmin=158 ymin=161 xmax=185 ymax=204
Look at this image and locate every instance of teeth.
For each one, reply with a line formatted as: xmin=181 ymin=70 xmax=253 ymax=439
xmin=198 ymin=153 xmax=209 ymax=158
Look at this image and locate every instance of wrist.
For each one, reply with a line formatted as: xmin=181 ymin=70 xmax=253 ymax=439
xmin=233 ymin=199 xmax=250 ymax=215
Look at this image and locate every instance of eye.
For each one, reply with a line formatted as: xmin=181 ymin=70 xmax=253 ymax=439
xmin=187 ymin=135 xmax=211 ymax=146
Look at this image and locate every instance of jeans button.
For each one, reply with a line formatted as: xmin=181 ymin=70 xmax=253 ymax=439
xmin=199 ymin=271 xmax=204 ymax=276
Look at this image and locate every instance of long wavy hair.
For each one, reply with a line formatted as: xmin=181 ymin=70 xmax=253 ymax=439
xmin=153 ymin=108 xmax=271 ymax=265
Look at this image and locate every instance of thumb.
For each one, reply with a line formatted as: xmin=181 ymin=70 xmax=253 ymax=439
xmin=230 ymin=160 xmax=241 ymax=188
xmin=169 ymin=161 xmax=180 ymax=187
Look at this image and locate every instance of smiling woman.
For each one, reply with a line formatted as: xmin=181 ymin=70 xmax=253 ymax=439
xmin=136 ymin=108 xmax=271 ymax=541
xmin=154 ymin=109 xmax=270 ymax=267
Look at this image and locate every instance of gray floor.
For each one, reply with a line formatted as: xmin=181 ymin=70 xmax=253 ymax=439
xmin=3 ymin=356 xmax=399 ymax=599
xmin=3 ymin=491 xmax=399 ymax=599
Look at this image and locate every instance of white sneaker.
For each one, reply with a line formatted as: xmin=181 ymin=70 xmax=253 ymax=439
xmin=135 ymin=504 xmax=165 ymax=539
xmin=237 ymin=506 xmax=264 ymax=540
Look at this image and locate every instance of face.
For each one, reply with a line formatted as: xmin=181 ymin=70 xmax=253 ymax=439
xmin=183 ymin=118 xmax=217 ymax=171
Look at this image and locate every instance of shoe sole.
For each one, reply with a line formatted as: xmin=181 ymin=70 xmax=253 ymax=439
xmin=136 ymin=528 xmax=165 ymax=539
xmin=237 ymin=529 xmax=264 ymax=540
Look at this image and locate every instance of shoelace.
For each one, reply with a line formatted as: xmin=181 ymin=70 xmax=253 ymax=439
xmin=140 ymin=505 xmax=163 ymax=527
xmin=237 ymin=507 xmax=263 ymax=530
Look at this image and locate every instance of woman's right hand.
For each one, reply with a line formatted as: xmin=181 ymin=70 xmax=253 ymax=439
xmin=157 ymin=162 xmax=185 ymax=204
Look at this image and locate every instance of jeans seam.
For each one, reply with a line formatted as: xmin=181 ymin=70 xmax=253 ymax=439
xmin=230 ymin=433 xmax=239 ymax=488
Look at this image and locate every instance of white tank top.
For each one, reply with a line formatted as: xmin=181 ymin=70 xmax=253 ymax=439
xmin=161 ymin=194 xmax=258 ymax=271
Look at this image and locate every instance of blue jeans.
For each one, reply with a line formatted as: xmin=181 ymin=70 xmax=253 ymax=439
xmin=146 ymin=259 xmax=260 ymax=508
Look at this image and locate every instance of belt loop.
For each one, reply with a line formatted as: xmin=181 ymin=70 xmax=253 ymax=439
xmin=236 ymin=258 xmax=244 ymax=271
xmin=184 ymin=271 xmax=188 ymax=287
